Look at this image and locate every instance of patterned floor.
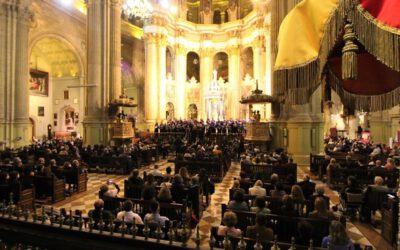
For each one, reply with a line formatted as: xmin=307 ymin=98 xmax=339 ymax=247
xmin=50 ymin=160 xmax=385 ymax=249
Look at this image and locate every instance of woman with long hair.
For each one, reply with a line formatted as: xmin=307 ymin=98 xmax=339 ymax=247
xmin=322 ymin=221 xmax=354 ymax=250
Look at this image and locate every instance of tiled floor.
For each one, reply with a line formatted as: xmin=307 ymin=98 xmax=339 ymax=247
xmin=50 ymin=160 xmax=391 ymax=249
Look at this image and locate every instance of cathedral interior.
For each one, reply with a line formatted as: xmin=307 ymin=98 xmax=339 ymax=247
xmin=0 ymin=0 xmax=399 ymax=249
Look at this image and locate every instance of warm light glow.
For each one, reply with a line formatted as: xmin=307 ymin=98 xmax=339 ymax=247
xmin=122 ymin=0 xmax=153 ymax=19
xmin=60 ymin=0 xmax=73 ymax=6
xmin=170 ymin=6 xmax=178 ymax=15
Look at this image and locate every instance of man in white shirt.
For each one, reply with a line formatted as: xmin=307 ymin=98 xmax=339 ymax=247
xmin=144 ymin=201 xmax=169 ymax=227
xmin=249 ymin=180 xmax=267 ymax=197
xmin=116 ymin=200 xmax=143 ymax=224
xmin=151 ymin=165 xmax=164 ymax=178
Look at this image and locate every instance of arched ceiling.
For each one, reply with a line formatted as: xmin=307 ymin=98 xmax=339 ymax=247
xmin=30 ymin=37 xmax=80 ymax=78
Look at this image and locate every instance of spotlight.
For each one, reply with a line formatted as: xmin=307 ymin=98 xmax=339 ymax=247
xmin=60 ymin=0 xmax=73 ymax=6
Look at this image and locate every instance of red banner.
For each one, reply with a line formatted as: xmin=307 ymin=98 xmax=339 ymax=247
xmin=360 ymin=0 xmax=400 ymax=28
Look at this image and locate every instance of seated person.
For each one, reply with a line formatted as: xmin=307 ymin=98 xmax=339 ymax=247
xmin=228 ymin=189 xmax=249 ymax=211
xmin=160 ymin=176 xmax=172 ymax=188
xmin=309 ymin=197 xmax=336 ymax=220
xmin=144 ymin=200 xmax=169 ymax=227
xmin=157 ymin=185 xmax=173 ymax=203
xmin=309 ymin=184 xmax=330 ymax=212
xmin=340 ymin=176 xmax=363 ymax=202
xmin=326 ymin=158 xmax=341 ymax=185
xmin=127 ymin=169 xmax=144 ymax=187
xmin=384 ymin=158 xmax=395 ymax=171
xmin=250 ymin=196 xmax=270 ymax=214
xmin=279 ymin=195 xmax=298 ymax=217
xmin=321 ymin=221 xmax=354 ymax=250
xmin=170 ymin=174 xmax=186 ymax=203
xmin=116 ymin=200 xmax=143 ymax=224
xmin=368 ymin=176 xmax=390 ymax=192
xmin=151 ymin=165 xmax=163 ymax=178
xmin=230 ymin=179 xmax=245 ymax=198
xmin=290 ymin=184 xmax=305 ymax=203
xmin=249 ymin=180 xmax=266 ymax=197
xmin=99 ymin=181 xmax=120 ymax=198
xmin=164 ymin=166 xmax=173 ymax=179
xmin=246 ymin=213 xmax=273 ymax=241
xmin=270 ymin=182 xmax=286 ymax=200
xmin=297 ymin=174 xmax=315 ymax=200
xmin=217 ymin=211 xmax=242 ymax=237
xmin=88 ymin=199 xmax=113 ymax=228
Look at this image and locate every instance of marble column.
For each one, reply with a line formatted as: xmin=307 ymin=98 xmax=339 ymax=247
xmin=228 ymin=46 xmax=240 ymax=119
xmin=175 ymin=45 xmax=187 ymax=119
xmin=84 ymin=0 xmax=122 ymax=145
xmin=253 ymin=36 xmax=266 ymax=92
xmin=199 ymin=48 xmax=213 ymax=120
xmin=157 ymin=35 xmax=167 ymax=121
xmin=110 ymin=0 xmax=122 ymax=101
xmin=0 ymin=0 xmax=32 ymax=147
xmin=144 ymin=33 xmax=159 ymax=123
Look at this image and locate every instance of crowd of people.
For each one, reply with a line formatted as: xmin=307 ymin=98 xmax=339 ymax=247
xmin=154 ymin=119 xmax=246 ymax=135
xmin=219 ymin=173 xmax=355 ymax=249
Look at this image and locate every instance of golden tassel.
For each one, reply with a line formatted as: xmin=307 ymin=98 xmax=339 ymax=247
xmin=342 ymin=22 xmax=358 ymax=80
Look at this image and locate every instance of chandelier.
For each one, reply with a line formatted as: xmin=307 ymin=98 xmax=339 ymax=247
xmin=122 ymin=0 xmax=153 ymax=19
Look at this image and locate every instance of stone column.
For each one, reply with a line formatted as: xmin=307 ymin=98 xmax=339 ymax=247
xmin=0 ymin=0 xmax=33 ymax=147
xmin=157 ymin=35 xmax=167 ymax=121
xmin=199 ymin=47 xmax=213 ymax=119
xmin=253 ymin=35 xmax=266 ymax=92
xmin=227 ymin=45 xmax=240 ymax=119
xmin=83 ymin=0 xmax=122 ymax=145
xmin=144 ymin=33 xmax=159 ymax=124
xmin=175 ymin=45 xmax=187 ymax=119
xmin=110 ymin=0 xmax=122 ymax=101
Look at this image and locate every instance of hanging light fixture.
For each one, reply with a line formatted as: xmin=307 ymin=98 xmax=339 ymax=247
xmin=122 ymin=0 xmax=153 ymax=19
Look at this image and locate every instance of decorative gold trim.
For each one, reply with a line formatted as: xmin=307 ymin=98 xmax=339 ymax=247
xmin=272 ymin=0 xmax=400 ymax=110
xmin=327 ymin=68 xmax=400 ymax=112
xmin=353 ymin=3 xmax=400 ymax=72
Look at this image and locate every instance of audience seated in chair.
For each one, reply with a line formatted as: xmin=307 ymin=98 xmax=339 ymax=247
xmin=88 ymin=199 xmax=113 ymax=228
xmin=249 ymin=180 xmax=266 ymax=197
xmin=297 ymin=174 xmax=315 ymax=200
xmin=309 ymin=197 xmax=336 ymax=220
xmin=228 ymin=189 xmax=249 ymax=211
xmin=246 ymin=213 xmax=274 ymax=241
xmin=116 ymin=200 xmax=143 ymax=224
xmin=250 ymin=196 xmax=270 ymax=214
xmin=217 ymin=211 xmax=242 ymax=237
xmin=144 ymin=200 xmax=169 ymax=227
xmin=321 ymin=221 xmax=355 ymax=250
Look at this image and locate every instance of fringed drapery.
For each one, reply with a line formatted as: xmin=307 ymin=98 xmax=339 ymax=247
xmin=327 ymin=68 xmax=400 ymax=112
xmin=273 ymin=0 xmax=353 ymax=103
xmin=353 ymin=4 xmax=400 ymax=72
xmin=273 ymin=0 xmax=400 ymax=111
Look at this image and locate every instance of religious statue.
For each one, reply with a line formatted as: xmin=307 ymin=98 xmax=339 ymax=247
xmin=226 ymin=0 xmax=238 ymax=22
xmin=200 ymin=0 xmax=212 ymax=24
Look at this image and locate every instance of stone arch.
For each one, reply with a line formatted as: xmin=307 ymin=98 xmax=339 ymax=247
xmin=29 ymin=33 xmax=85 ymax=78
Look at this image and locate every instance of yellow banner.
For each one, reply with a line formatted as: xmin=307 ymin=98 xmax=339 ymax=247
xmin=274 ymin=0 xmax=339 ymax=70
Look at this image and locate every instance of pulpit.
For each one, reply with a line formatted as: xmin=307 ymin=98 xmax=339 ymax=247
xmin=245 ymin=122 xmax=270 ymax=141
xmin=113 ymin=122 xmax=134 ymax=139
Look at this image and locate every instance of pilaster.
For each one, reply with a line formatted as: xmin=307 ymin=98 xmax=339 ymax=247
xmin=0 ymin=0 xmax=33 ymax=147
xmin=227 ymin=45 xmax=240 ymax=119
xmin=175 ymin=44 xmax=187 ymax=119
xmin=199 ymin=47 xmax=213 ymax=119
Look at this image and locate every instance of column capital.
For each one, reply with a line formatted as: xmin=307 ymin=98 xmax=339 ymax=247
xmin=227 ymin=45 xmax=240 ymax=56
xmin=143 ymin=32 xmax=167 ymax=46
xmin=199 ymin=47 xmax=213 ymax=58
xmin=175 ymin=44 xmax=187 ymax=55
xmin=144 ymin=14 xmax=168 ymax=26
xmin=253 ymin=35 xmax=266 ymax=50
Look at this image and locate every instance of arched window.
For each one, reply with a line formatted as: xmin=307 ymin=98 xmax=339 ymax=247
xmin=213 ymin=52 xmax=229 ymax=82
xmin=187 ymin=52 xmax=200 ymax=83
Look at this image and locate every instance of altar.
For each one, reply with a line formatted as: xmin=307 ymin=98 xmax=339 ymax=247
xmin=205 ymin=70 xmax=226 ymax=120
